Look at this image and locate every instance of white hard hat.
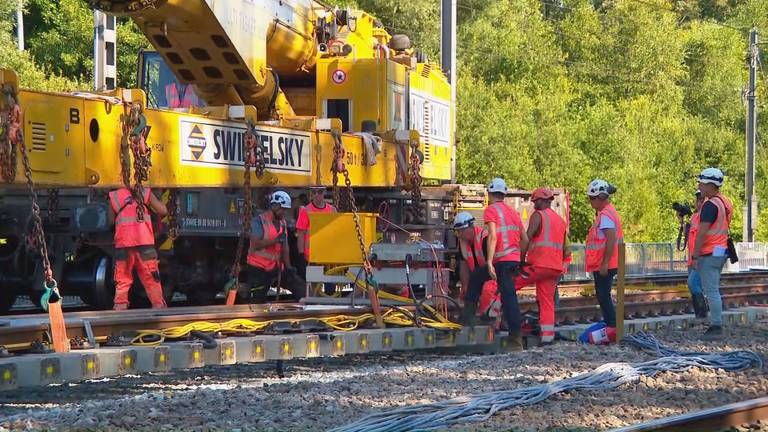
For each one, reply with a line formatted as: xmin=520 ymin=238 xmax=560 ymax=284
xmin=487 ymin=178 xmax=507 ymax=194
xmin=698 ymin=167 xmax=724 ymax=187
xmin=269 ymin=191 xmax=292 ymax=209
xmin=586 ymin=179 xmax=611 ymax=197
xmin=453 ymin=212 xmax=476 ymax=230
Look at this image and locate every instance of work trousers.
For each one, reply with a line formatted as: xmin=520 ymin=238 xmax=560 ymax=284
xmin=240 ymin=264 xmax=306 ymax=303
xmin=592 ymin=269 xmax=618 ymax=328
xmin=514 ymin=266 xmax=561 ymax=342
xmin=466 ymin=261 xmax=521 ymax=332
xmin=113 ymin=246 xmax=167 ymax=310
xmin=698 ymin=255 xmax=727 ymax=326
xmin=687 ymin=267 xmax=703 ymax=296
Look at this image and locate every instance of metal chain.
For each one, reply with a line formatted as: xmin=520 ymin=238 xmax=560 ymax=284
xmin=0 ymin=87 xmax=19 ymax=182
xmin=332 ymin=131 xmax=372 ymax=279
xmin=331 ymin=132 xmax=344 ymax=210
xmin=8 ymin=90 xmax=56 ymax=289
xmin=408 ymin=140 xmax=423 ymax=206
xmin=120 ymin=102 xmax=152 ymax=222
xmin=47 ymin=189 xmax=60 ymax=221
xmin=230 ymin=121 xmax=257 ymax=280
xmin=166 ymin=189 xmax=179 ymax=242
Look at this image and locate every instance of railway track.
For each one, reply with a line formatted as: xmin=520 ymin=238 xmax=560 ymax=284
xmin=614 ymin=396 xmax=768 ymax=432
xmin=1 ymin=280 xmax=767 ymax=353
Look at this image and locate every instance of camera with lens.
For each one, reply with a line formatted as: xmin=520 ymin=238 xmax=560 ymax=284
xmin=672 ymin=202 xmax=692 ymax=218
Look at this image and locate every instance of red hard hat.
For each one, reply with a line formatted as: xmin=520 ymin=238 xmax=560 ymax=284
xmin=531 ymin=187 xmax=554 ymax=201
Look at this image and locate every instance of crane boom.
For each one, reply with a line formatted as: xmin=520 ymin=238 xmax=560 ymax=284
xmin=92 ymin=0 xmax=324 ymax=118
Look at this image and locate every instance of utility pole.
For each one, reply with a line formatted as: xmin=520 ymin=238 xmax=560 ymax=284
xmin=745 ymin=28 xmax=759 ymax=242
xmin=440 ymin=0 xmax=457 ymax=182
xmin=93 ymin=10 xmax=117 ymax=91
xmin=16 ymin=0 xmax=24 ymax=51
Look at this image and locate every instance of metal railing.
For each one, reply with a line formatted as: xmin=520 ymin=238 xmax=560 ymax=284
xmin=563 ymin=242 xmax=768 ymax=280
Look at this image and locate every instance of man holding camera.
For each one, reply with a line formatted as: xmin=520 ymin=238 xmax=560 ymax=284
xmin=691 ymin=168 xmax=733 ymax=340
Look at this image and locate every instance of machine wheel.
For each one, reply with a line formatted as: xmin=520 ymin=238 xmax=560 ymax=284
xmin=85 ymin=256 xmax=114 ymax=310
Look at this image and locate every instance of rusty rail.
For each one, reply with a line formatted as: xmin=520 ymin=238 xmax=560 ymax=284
xmin=612 ymin=396 xmax=768 ymax=432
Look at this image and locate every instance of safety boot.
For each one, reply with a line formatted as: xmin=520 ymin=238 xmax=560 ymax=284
xmin=504 ymin=329 xmax=524 ymax=352
xmin=702 ymin=325 xmax=723 ymax=341
xmin=461 ymin=302 xmax=479 ymax=327
xmin=692 ymin=294 xmax=708 ymax=319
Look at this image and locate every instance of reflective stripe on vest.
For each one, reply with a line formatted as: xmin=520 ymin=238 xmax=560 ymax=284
xmin=688 ymin=212 xmax=700 ymax=265
xmin=247 ymin=213 xmax=285 ymax=269
xmin=585 ymin=203 xmax=623 ymax=272
xmin=491 ymin=203 xmax=520 ymax=259
xmin=527 ymin=208 xmax=566 ymax=270
xmin=701 ymin=194 xmax=731 ymax=254
xmin=110 ymin=188 xmax=154 ymax=248
xmin=460 ymin=226 xmax=486 ymax=271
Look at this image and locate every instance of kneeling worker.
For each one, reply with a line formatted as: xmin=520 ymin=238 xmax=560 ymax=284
xmin=516 ymin=188 xmax=570 ymax=345
xmin=454 ymin=212 xmax=502 ymax=324
xmin=240 ymin=191 xmax=306 ymax=303
xmin=109 ymin=186 xmax=168 ymax=310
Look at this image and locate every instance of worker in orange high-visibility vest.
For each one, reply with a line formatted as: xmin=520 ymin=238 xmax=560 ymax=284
xmin=686 ymin=190 xmax=707 ymax=318
xmin=462 ymin=178 xmax=529 ymax=351
xmin=109 ymin=187 xmax=168 ymax=310
xmin=691 ymin=167 xmax=733 ymax=340
xmin=585 ymin=179 xmax=623 ymax=330
xmin=515 ymin=188 xmax=570 ymax=346
xmin=165 ymin=82 xmax=200 ymax=108
xmin=296 ymin=186 xmax=336 ymax=294
xmin=239 ymin=191 xmax=306 ymax=303
xmin=453 ymin=212 xmax=502 ymax=324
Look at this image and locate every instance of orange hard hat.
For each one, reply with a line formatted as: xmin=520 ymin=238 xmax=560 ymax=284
xmin=531 ymin=187 xmax=554 ymax=201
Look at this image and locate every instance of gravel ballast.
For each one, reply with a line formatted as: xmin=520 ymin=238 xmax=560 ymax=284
xmin=1 ymin=316 xmax=766 ymax=432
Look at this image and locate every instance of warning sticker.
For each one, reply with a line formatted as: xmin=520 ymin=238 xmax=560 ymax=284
xmin=332 ymin=69 xmax=347 ymax=84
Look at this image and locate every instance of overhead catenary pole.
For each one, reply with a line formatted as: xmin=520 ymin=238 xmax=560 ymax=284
xmin=745 ymin=28 xmax=759 ymax=242
xmin=16 ymin=0 xmax=24 ymax=51
xmin=440 ymin=0 xmax=457 ymax=183
xmin=93 ymin=10 xmax=117 ymax=91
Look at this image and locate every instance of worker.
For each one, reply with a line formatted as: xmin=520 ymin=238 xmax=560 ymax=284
xmin=462 ymin=178 xmax=528 ymax=351
xmin=453 ymin=212 xmax=502 ymax=324
xmin=686 ymin=190 xmax=707 ymax=318
xmin=109 ymin=187 xmax=168 ymax=310
xmin=295 ymin=186 xmax=336 ymax=278
xmin=240 ymin=191 xmax=305 ymax=303
xmin=165 ymin=82 xmax=200 ymax=108
xmin=691 ymin=168 xmax=733 ymax=340
xmin=585 ymin=179 xmax=622 ymax=331
xmin=516 ymin=188 xmax=570 ymax=346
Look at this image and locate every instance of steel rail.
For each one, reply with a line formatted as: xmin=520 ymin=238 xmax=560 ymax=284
xmin=612 ymin=396 xmax=768 ymax=432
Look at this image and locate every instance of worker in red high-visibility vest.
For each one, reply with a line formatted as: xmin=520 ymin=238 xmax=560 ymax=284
xmin=238 ymin=191 xmax=306 ymax=303
xmin=109 ymin=187 xmax=168 ymax=310
xmin=691 ymin=167 xmax=733 ymax=340
xmin=585 ymin=179 xmax=623 ymax=331
xmin=453 ymin=212 xmax=502 ymax=324
xmin=296 ymin=186 xmax=336 ymax=294
xmin=165 ymin=82 xmax=200 ymax=108
xmin=462 ymin=178 xmax=528 ymax=351
xmin=515 ymin=188 xmax=570 ymax=345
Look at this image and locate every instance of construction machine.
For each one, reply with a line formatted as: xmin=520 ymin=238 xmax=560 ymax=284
xmin=0 ymin=0 xmax=567 ymax=313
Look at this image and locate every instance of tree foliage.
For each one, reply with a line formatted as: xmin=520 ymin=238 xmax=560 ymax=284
xmin=1 ymin=0 xmax=767 ymax=242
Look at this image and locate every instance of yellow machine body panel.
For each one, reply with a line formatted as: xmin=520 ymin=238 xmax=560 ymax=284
xmin=5 ymin=88 xmax=401 ymax=189
xmin=308 ymin=212 xmax=378 ymax=265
